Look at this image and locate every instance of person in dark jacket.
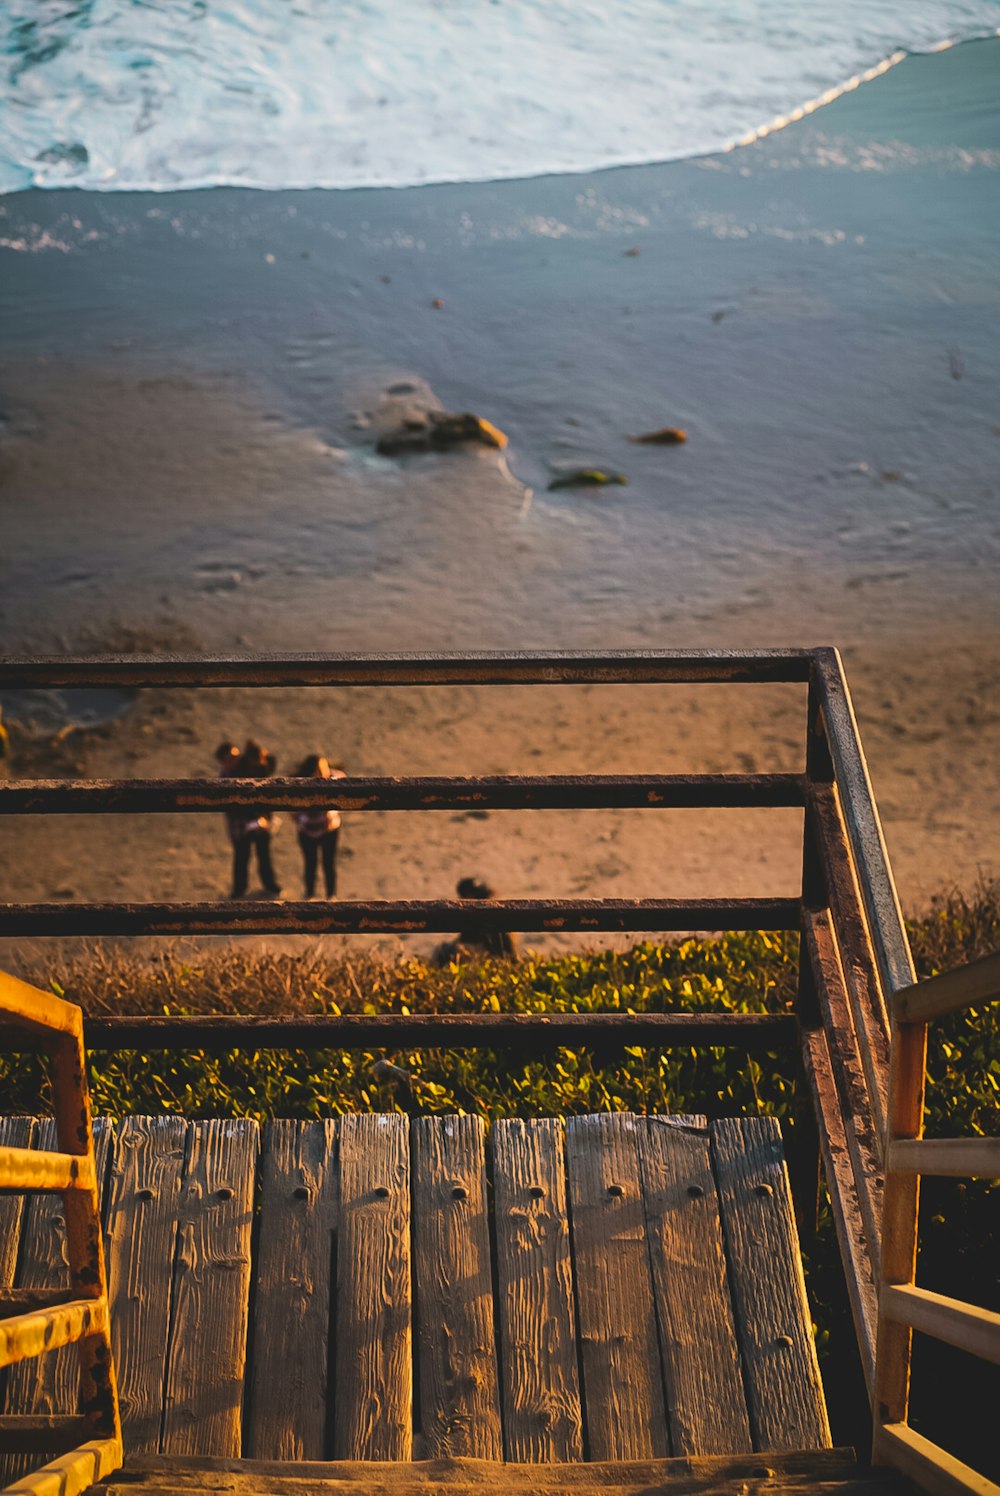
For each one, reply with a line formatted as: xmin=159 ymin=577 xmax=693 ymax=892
xmin=433 ymin=876 xmax=519 ymax=964
xmin=225 ymin=739 xmax=281 ymax=898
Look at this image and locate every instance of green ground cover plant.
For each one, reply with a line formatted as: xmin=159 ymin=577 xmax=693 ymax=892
xmin=1 ymin=884 xmax=996 ymax=1459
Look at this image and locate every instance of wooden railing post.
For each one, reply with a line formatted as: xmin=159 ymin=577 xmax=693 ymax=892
xmin=0 ymin=971 xmax=122 ymax=1494
xmin=871 ymin=956 xmax=1000 ymax=1496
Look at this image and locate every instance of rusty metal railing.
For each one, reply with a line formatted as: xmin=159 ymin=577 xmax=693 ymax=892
xmin=0 ymin=645 xmax=927 ymax=1423
xmin=872 ymin=951 xmax=1000 ymax=1496
xmin=0 ymin=970 xmax=122 ymax=1493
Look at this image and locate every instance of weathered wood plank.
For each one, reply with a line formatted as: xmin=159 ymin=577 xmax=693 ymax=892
xmin=492 ymin=1117 xmax=583 ymax=1462
xmin=98 ymin=1476 xmax=904 ymax=1496
xmin=411 ymin=1116 xmax=501 ymax=1460
xmin=335 ymin=1113 xmax=411 ymax=1461
xmin=712 ymin=1117 xmax=830 ymax=1452
xmin=115 ymin=1444 xmax=861 ymax=1484
xmin=565 ymin=1112 xmax=668 ymax=1461
xmin=105 ymin=1116 xmax=188 ymax=1454
xmin=161 ymin=1120 xmax=258 ymax=1457
xmin=801 ymin=1029 xmax=878 ymax=1392
xmin=0 ymin=1119 xmax=112 ymax=1484
xmin=806 ymin=910 xmax=885 ymax=1272
xmin=639 ymin=1116 xmax=752 ymax=1456
xmin=247 ymin=1120 xmax=337 ymax=1461
xmin=0 ymin=1120 xmax=36 ymax=1290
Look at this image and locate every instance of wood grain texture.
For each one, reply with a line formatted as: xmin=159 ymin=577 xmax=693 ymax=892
xmin=0 ymin=1119 xmax=36 ymax=1290
xmin=565 ymin=1112 xmax=668 ymax=1461
xmin=105 ymin=1116 xmax=188 ymax=1454
xmin=411 ymin=1116 xmax=501 ymax=1460
xmin=492 ymin=1117 xmax=583 ymax=1462
xmin=247 ymin=1119 xmax=337 ymax=1461
xmin=335 ymin=1113 xmax=411 ymax=1461
xmin=0 ymin=1119 xmax=113 ymax=1485
xmin=806 ymin=910 xmax=885 ymax=1271
xmin=712 ymin=1117 xmax=831 ymax=1453
xmin=161 ymin=1120 xmax=258 ymax=1458
xmin=639 ymin=1115 xmax=752 ymax=1456
xmin=802 ymin=1029 xmax=878 ymax=1393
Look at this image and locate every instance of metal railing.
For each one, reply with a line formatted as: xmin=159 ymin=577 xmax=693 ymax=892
xmin=872 ymin=952 xmax=1000 ymax=1496
xmin=0 ymin=645 xmax=932 ymax=1445
xmin=0 ymin=970 xmax=122 ymax=1494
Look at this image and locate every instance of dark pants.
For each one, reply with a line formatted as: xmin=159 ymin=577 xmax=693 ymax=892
xmin=299 ymin=830 xmax=339 ymax=898
xmin=231 ymin=830 xmax=280 ymax=897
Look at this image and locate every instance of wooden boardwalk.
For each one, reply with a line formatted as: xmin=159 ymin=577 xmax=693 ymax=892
xmin=0 ymin=1112 xmax=829 ymax=1475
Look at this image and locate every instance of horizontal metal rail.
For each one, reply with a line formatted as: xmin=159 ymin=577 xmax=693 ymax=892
xmin=894 ymin=950 xmax=1000 ymax=1025
xmin=0 ymin=896 xmax=801 ymax=937
xmin=0 ymin=1147 xmax=96 ymax=1194
xmin=80 ymin=1010 xmax=797 ymax=1054
xmin=0 ymin=772 xmax=809 ymax=815
xmin=0 ymin=648 xmax=815 ymax=689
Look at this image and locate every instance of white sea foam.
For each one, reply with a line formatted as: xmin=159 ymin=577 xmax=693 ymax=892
xmin=1 ymin=1 xmax=998 ymax=194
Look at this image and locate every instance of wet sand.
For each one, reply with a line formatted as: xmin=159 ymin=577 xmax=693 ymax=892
xmin=0 ymin=41 xmax=998 ymax=962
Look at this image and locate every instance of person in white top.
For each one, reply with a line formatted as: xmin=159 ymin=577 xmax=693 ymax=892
xmin=294 ymin=754 xmax=346 ymax=899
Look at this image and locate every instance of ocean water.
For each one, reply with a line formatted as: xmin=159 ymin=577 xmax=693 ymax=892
xmin=1 ymin=0 xmax=998 ymax=194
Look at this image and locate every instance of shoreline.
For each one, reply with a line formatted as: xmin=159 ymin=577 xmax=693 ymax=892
xmin=1 ymin=38 xmax=998 ymax=954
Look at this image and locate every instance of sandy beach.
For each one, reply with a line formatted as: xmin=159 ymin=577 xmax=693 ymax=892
xmin=1 ymin=39 xmax=998 ymax=965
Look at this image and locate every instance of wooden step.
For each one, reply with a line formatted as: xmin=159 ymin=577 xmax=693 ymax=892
xmin=96 ymin=1448 xmax=916 ymax=1496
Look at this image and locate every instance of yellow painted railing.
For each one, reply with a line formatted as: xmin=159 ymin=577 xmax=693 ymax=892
xmin=0 ymin=971 xmax=122 ymax=1496
xmin=873 ymin=950 xmax=1000 ymax=1496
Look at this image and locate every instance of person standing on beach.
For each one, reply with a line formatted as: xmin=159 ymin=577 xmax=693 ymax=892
xmin=225 ymin=739 xmax=282 ymax=899
xmin=432 ymin=876 xmax=519 ymax=964
xmin=294 ymin=754 xmax=345 ymax=899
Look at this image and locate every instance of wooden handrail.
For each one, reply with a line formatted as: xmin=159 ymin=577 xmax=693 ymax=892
xmin=886 ymin=1138 xmax=1000 ymax=1178
xmin=893 ymin=951 xmax=1000 ymax=1025
xmin=0 ymin=1146 xmax=97 ymax=1193
xmin=0 ymin=974 xmax=121 ymax=1491
xmin=872 ymin=953 xmax=1000 ymax=1496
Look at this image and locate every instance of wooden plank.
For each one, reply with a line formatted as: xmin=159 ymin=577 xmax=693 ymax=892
xmin=105 ymin=1116 xmax=188 ymax=1455
xmin=711 ymin=1117 xmax=830 ymax=1452
xmin=806 ymin=910 xmax=885 ymax=1271
xmin=492 ymin=1117 xmax=583 ymax=1462
xmin=894 ymin=950 xmax=1000 ymax=1026
xmin=0 ymin=1300 xmax=109 ymax=1370
xmin=116 ymin=1444 xmax=861 ymax=1484
xmin=0 ymin=1149 xmax=95 ymax=1195
xmin=1 ymin=1435 xmax=122 ymax=1496
xmin=874 ymin=1422 xmax=999 ymax=1496
xmin=887 ymin=1138 xmax=1000 ymax=1179
xmin=95 ymin=1473 xmax=904 ymax=1496
xmin=161 ymin=1119 xmax=258 ymax=1458
xmin=0 ymin=1120 xmax=113 ymax=1486
xmin=873 ymin=1018 xmax=927 ymax=1429
xmin=411 ymin=1116 xmax=501 ymax=1460
xmin=880 ymin=1285 xmax=1000 ymax=1365
xmin=801 ymin=1029 xmax=878 ymax=1392
xmin=565 ymin=1112 xmax=668 ymax=1461
xmin=808 ymin=785 xmax=890 ymax=1138
xmin=638 ymin=1116 xmax=752 ymax=1455
xmin=0 ymin=1120 xmax=36 ymax=1290
xmin=0 ymin=1413 xmax=93 ymax=1454
xmin=335 ymin=1113 xmax=411 ymax=1461
xmin=246 ymin=1120 xmax=337 ymax=1461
